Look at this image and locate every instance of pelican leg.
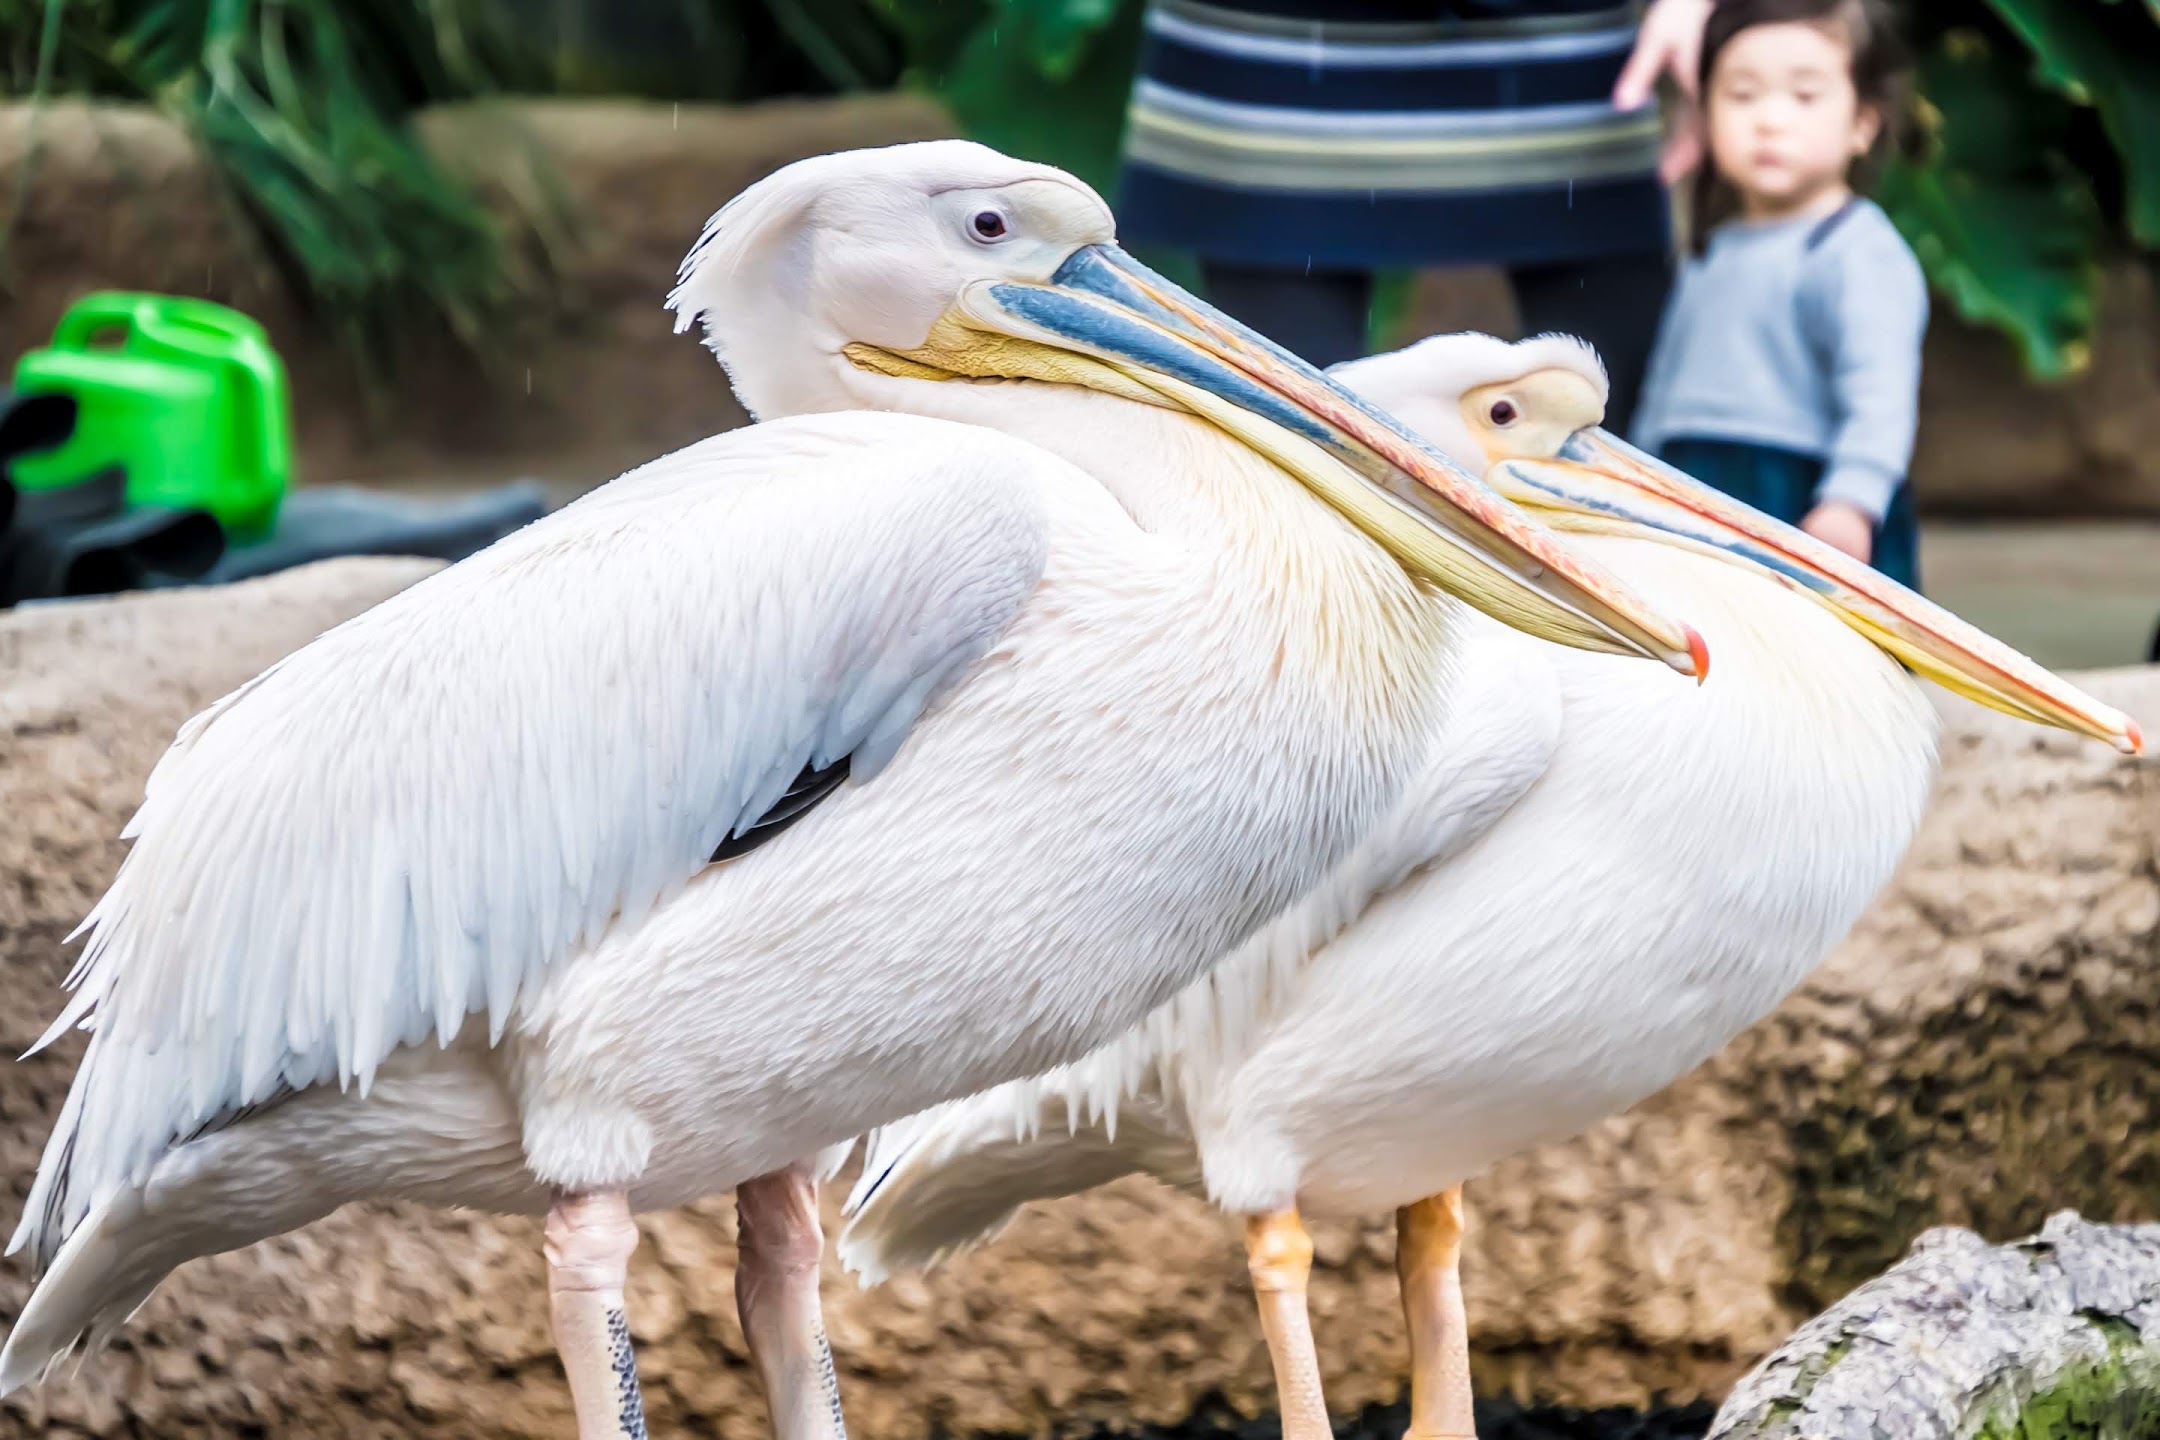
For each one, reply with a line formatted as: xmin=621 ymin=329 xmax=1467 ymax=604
xmin=1396 ymin=1188 xmax=1475 ymax=1440
xmin=545 ymin=1190 xmax=649 ymax=1440
xmin=1246 ymin=1208 xmax=1334 ymax=1440
xmin=737 ymin=1162 xmax=848 ymax=1440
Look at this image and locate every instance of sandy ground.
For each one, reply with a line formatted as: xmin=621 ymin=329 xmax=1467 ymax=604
xmin=1920 ymin=521 xmax=2160 ymax=670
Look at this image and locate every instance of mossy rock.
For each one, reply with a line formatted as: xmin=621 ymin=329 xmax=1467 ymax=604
xmin=1713 ymin=1214 xmax=2160 ymax=1439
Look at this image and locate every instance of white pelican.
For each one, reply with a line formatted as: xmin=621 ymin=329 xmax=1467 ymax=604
xmin=838 ymin=331 xmax=2143 ymax=1440
xmin=0 ymin=148 xmax=1708 ymax=1439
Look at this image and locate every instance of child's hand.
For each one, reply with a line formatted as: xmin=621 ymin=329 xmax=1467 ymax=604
xmin=1801 ymin=501 xmax=1874 ymax=563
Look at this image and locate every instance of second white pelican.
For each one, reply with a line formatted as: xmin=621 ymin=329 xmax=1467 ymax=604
xmin=0 ymin=151 xmax=1704 ymax=1438
xmin=838 ymin=331 xmax=2142 ymax=1440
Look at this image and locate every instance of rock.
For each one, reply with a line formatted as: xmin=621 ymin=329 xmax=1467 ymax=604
xmin=0 ymin=568 xmax=2155 ymax=1436
xmin=1710 ymin=1212 xmax=2160 ymax=1439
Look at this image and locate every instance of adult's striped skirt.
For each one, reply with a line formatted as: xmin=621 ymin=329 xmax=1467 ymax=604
xmin=1116 ymin=0 xmax=1672 ymax=270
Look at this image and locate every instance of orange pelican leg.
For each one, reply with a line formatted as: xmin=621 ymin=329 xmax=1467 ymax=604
xmin=1246 ymin=1208 xmax=1334 ymax=1440
xmin=1397 ymin=1187 xmax=1475 ymax=1440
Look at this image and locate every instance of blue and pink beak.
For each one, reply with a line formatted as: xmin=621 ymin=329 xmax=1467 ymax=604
xmin=929 ymin=246 xmax=1711 ymax=677
xmin=1490 ymin=430 xmax=2143 ymax=753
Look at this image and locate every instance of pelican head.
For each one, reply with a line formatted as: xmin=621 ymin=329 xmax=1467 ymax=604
xmin=667 ymin=141 xmax=1704 ymax=677
xmin=1335 ymin=329 xmax=2141 ymax=752
xmin=1332 ymin=332 xmax=1609 ymax=474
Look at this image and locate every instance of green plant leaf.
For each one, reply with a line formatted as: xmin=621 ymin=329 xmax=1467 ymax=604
xmin=1980 ymin=0 xmax=2160 ymax=246
xmin=1366 ymin=271 xmax=1418 ymax=355
xmin=1020 ymin=0 xmax=1119 ymax=83
xmin=879 ymin=0 xmax=1144 ymax=192
xmin=1879 ymin=27 xmax=2103 ymax=381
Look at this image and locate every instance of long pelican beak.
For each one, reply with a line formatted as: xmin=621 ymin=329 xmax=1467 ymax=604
xmin=845 ymin=246 xmax=1704 ymax=677
xmin=1491 ymin=429 xmax=2144 ymax=754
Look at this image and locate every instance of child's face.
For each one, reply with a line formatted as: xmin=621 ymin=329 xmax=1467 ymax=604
xmin=1705 ymin=20 xmax=1880 ymax=219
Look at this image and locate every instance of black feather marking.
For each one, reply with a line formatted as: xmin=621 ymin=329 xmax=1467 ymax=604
xmin=32 ymin=1128 xmax=78 ymax=1271
xmin=177 ymin=1083 xmax=300 ymax=1148
xmin=710 ymin=755 xmax=852 ymax=864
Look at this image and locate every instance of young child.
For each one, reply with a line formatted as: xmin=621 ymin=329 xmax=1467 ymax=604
xmin=1632 ymin=0 xmax=1926 ymax=587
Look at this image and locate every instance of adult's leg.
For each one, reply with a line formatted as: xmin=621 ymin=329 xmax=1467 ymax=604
xmin=1202 ymin=259 xmax=1377 ymax=370
xmin=1508 ymin=250 xmax=1674 ymax=437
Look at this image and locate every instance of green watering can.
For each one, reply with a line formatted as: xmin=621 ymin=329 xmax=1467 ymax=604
xmin=9 ymin=292 xmax=293 ymax=542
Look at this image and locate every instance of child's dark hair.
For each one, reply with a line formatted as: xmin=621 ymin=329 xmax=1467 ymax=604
xmin=1688 ymin=0 xmax=1912 ymax=253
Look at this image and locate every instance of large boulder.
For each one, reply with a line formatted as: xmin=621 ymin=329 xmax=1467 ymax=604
xmin=1711 ymin=1212 xmax=2160 ymax=1439
xmin=0 ymin=564 xmax=2153 ymax=1436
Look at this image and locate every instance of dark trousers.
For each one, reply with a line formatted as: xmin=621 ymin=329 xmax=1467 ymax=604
xmin=1199 ymin=251 xmax=1674 ymax=436
xmin=1657 ymin=436 xmax=1921 ymax=592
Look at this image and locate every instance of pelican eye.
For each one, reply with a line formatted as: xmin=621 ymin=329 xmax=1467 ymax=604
xmin=969 ymin=210 xmax=1010 ymax=243
xmin=1489 ymin=399 xmax=1519 ymax=426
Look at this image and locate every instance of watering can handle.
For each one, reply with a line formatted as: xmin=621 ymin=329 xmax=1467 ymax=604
xmin=219 ymin=341 xmax=294 ymax=500
xmin=49 ymin=293 xmax=157 ymax=352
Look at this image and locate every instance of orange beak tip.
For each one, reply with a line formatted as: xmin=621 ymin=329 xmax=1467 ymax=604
xmin=2123 ymin=716 xmax=2145 ymax=756
xmin=1685 ymin=626 xmax=1710 ymax=686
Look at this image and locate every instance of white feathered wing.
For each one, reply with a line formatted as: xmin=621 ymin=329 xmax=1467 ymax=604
xmin=16 ymin=411 xmax=1054 ymax=1270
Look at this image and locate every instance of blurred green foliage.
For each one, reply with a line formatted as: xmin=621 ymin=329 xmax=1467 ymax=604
xmin=2 ymin=0 xmax=560 ymax=382
xmin=510 ymin=0 xmax=901 ymax=100
xmin=1877 ymin=26 xmax=2102 ymax=382
xmin=1878 ymin=0 xmax=2160 ymax=381
xmin=874 ymin=0 xmax=1143 ymax=193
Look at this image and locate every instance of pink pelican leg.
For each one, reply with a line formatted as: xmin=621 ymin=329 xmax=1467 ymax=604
xmin=1397 ymin=1187 xmax=1476 ymax=1440
xmin=545 ymin=1190 xmax=649 ymax=1439
xmin=737 ymin=1162 xmax=849 ymax=1440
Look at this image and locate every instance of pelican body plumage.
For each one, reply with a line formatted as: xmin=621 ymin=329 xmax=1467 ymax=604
xmin=839 ymin=332 xmax=2143 ymax=1440
xmin=0 ymin=145 xmax=1711 ymax=1436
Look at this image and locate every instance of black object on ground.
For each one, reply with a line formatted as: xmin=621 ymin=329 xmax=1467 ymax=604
xmin=1465 ymin=1398 xmax=1716 ymax=1440
xmin=3 ymin=470 xmax=225 ymax=607
xmin=1 ymin=389 xmax=227 ymax=607
xmin=4 ymin=383 xmax=546 ymax=606
xmin=1049 ymin=1395 xmax=1715 ymax=1440
xmin=164 ymin=482 xmax=550 ymax=587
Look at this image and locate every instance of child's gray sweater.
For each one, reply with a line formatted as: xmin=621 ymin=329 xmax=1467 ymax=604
xmin=1632 ymin=197 xmax=1928 ymax=520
